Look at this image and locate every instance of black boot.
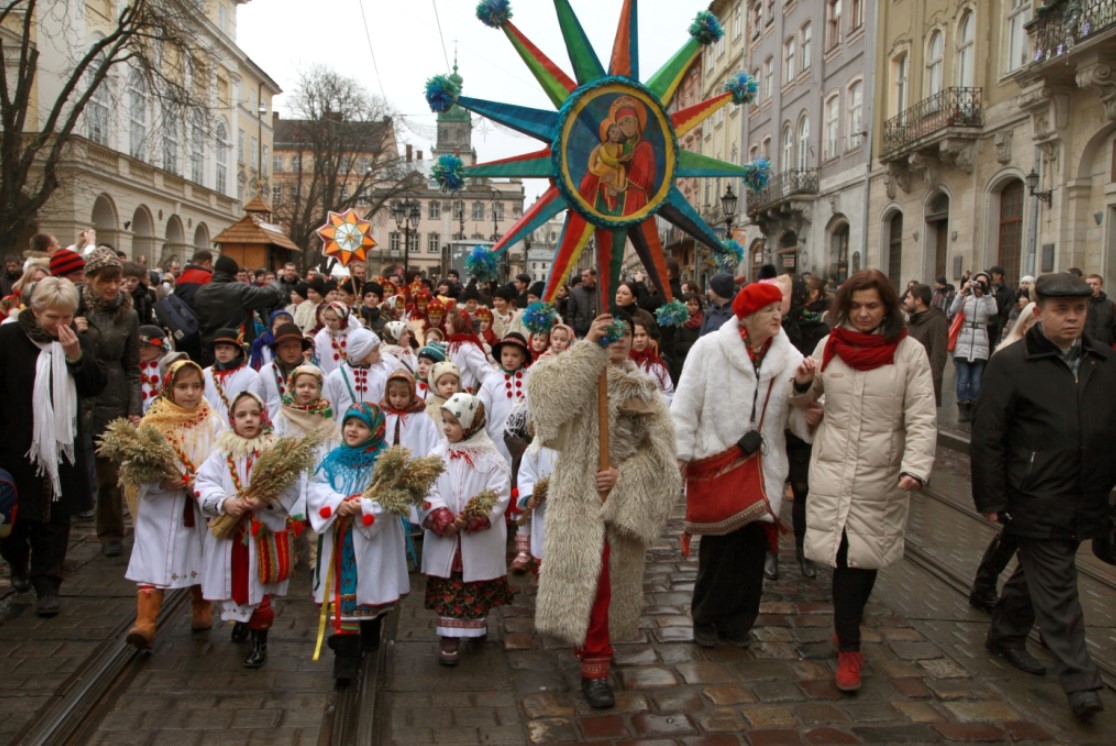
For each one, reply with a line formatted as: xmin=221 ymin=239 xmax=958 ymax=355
xmin=796 ymin=546 xmax=817 ymax=579
xmin=230 ymin=621 xmax=250 ymax=643
xmin=32 ymin=576 xmax=61 ymax=618
xmin=969 ymin=532 xmax=1016 ymax=613
xmin=329 ymin=634 xmax=361 ymax=686
xmin=360 ymin=618 xmax=382 ymax=655
xmin=581 ymin=677 xmax=615 ymax=709
xmin=244 ymin=629 xmax=268 ymax=668
xmin=763 ymin=551 xmax=779 ymax=581
xmin=8 ymin=564 xmax=31 ymax=594
xmin=957 ymin=402 xmax=971 ymax=423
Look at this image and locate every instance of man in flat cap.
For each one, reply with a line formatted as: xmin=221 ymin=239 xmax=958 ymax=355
xmin=971 ymin=272 xmax=1116 ymax=721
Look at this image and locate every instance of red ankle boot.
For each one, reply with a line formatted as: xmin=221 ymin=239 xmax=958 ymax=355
xmin=835 ymin=651 xmax=864 ymax=692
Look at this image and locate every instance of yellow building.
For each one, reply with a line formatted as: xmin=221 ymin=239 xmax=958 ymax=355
xmin=21 ymin=0 xmax=280 ymax=267
xmin=867 ymin=0 xmax=1042 ymax=286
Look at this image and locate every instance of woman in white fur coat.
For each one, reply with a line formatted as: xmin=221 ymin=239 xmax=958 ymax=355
xmin=672 ymin=283 xmax=810 ymax=651
xmin=527 ymin=314 xmax=679 ymax=710
xmin=196 ymin=391 xmax=302 ymax=669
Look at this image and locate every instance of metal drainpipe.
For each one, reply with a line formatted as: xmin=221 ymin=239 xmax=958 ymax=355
xmin=1027 ymin=147 xmax=1041 ymax=276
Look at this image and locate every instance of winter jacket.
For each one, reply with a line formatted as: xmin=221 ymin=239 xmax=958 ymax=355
xmin=192 ymin=271 xmax=281 ymax=366
xmin=907 ymin=306 xmax=949 ymax=405
xmin=792 ymin=334 xmax=937 ymax=570
xmin=990 ymin=282 xmax=1015 ymax=343
xmin=672 ymin=323 xmax=810 ymax=528
xmin=172 ymin=264 xmax=212 ymax=307
xmin=130 ymin=285 xmax=155 ymax=326
xmin=1084 ymin=292 xmax=1116 ymax=347
xmin=699 ymin=300 xmax=734 ymax=337
xmin=566 ymin=283 xmax=599 ymax=338
xmin=670 ymin=321 xmax=701 ymax=384
xmin=77 ymin=293 xmax=142 ymax=436
xmin=527 ymin=340 xmax=679 ymax=646
xmin=0 ymin=313 xmax=106 ymax=520
xmin=971 ymin=325 xmax=1116 ymax=541
xmin=949 ymin=292 xmax=997 ymax=362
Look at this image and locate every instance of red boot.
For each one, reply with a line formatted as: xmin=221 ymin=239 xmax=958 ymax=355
xmin=835 ymin=651 xmax=864 ymax=692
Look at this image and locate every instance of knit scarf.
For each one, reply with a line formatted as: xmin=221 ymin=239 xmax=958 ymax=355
xmin=19 ymin=309 xmax=77 ymax=499
xmin=738 ymin=327 xmax=773 ymax=371
xmin=446 ymin=333 xmax=484 ymax=355
xmin=317 ymin=414 xmax=386 ymax=497
xmin=821 ymin=326 xmax=908 ymax=372
xmin=81 ymin=284 xmax=133 ymax=323
xmin=684 ymin=311 xmax=704 ymax=330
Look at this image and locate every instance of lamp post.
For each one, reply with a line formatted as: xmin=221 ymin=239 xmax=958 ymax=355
xmin=1025 ymin=168 xmax=1052 ymax=206
xmin=392 ymin=198 xmax=421 ymax=280
xmin=489 ymin=189 xmax=504 ymax=282
xmin=721 ymin=184 xmax=738 ymax=278
xmin=257 ymin=82 xmax=266 ymax=197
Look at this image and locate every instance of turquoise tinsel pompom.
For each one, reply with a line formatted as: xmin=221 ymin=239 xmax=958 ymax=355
xmin=425 ymin=75 xmax=459 ymax=113
xmin=476 ymin=0 xmax=512 ymax=28
xmin=522 ymin=302 xmax=558 ymax=334
xmin=689 ymin=11 xmax=724 ymax=46
xmin=655 ymin=299 xmax=690 ymax=328
xmin=715 ymin=240 xmax=745 ymax=273
xmin=597 ymin=318 xmax=628 ymax=348
xmin=742 ymin=158 xmax=771 ymax=193
xmin=432 ymin=154 xmax=466 ymax=193
xmin=724 ymin=72 xmax=759 ymax=106
xmin=465 ymin=246 xmax=500 ymax=282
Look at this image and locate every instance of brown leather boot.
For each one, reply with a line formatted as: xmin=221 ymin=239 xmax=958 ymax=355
xmin=510 ymin=533 xmax=532 ymax=574
xmin=126 ymin=588 xmax=164 ymax=650
xmin=190 ymin=585 xmax=212 ymax=631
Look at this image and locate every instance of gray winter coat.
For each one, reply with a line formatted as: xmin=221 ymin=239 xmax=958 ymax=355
xmin=77 ymin=291 xmax=142 ymax=436
xmin=566 ymin=283 xmax=599 ymax=337
xmin=949 ymin=293 xmax=997 ymax=362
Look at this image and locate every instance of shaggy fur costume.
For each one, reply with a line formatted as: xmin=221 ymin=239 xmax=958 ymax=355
xmin=527 ymin=340 xmax=679 ymax=647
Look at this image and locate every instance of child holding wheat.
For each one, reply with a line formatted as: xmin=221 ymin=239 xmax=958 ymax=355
xmin=420 ymin=393 xmax=512 ymax=666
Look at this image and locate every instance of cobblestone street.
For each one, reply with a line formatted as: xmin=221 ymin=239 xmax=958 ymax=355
xmin=2 ymin=438 xmax=1114 ymax=744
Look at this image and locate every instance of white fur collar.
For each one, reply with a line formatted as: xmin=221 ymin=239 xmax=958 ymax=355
xmin=712 ymin=319 xmax=794 ymax=379
xmin=217 ymin=430 xmax=274 ymax=460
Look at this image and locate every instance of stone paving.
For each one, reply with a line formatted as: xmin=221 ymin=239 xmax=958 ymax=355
xmin=2 ymin=449 xmax=1115 ymax=745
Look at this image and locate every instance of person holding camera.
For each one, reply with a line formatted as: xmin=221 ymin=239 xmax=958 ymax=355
xmin=791 ymin=269 xmax=937 ymax=693
xmin=949 ymin=271 xmax=998 ymax=423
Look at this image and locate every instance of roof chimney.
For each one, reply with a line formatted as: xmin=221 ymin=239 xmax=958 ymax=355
xmin=406 ymin=144 xmax=413 ymax=163
xmin=417 ymin=150 xmax=423 ymax=161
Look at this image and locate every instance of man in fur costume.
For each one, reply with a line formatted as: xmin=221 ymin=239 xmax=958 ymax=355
xmin=527 ymin=314 xmax=679 ymax=709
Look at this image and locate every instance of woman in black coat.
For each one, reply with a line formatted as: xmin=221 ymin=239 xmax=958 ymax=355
xmin=76 ymin=248 xmax=142 ymax=557
xmin=0 ymin=277 xmax=106 ymax=617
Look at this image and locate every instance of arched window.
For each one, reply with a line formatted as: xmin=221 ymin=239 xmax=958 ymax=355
xmin=190 ymin=114 xmax=205 ymax=185
xmin=781 ymin=124 xmax=793 ymax=171
xmin=801 ymin=23 xmax=813 ymax=70
xmin=998 ymin=181 xmax=1025 ymax=284
xmin=958 ymin=11 xmax=975 ymax=87
xmin=797 ymin=116 xmax=810 ymax=170
xmin=824 ymin=95 xmax=840 ymax=159
xmin=86 ymin=49 xmax=110 ymax=146
xmin=129 ymin=71 xmax=146 ymax=160
xmin=847 ymin=80 xmax=863 ymax=149
xmin=926 ymin=31 xmax=944 ymax=99
xmin=215 ymin=121 xmax=228 ymax=194
xmin=831 ymin=222 xmax=850 ymax=282
xmin=161 ymin=105 xmax=177 ymax=174
xmin=892 ymin=52 xmax=909 ymax=117
xmin=887 ymin=212 xmax=903 ymax=280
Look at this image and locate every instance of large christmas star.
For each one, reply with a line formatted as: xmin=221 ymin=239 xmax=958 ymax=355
xmin=425 ymin=0 xmax=769 ymax=309
xmin=316 ymin=208 xmax=376 ymax=266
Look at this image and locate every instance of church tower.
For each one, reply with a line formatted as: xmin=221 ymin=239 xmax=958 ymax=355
xmin=433 ymin=57 xmax=476 ymax=166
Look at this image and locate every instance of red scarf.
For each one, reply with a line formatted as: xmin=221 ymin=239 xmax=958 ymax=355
xmin=446 ymin=332 xmax=484 ymax=354
xmin=822 ymin=326 xmax=907 ymax=372
xmin=629 ymin=346 xmax=663 ymax=369
xmin=684 ymin=311 xmax=704 ymax=330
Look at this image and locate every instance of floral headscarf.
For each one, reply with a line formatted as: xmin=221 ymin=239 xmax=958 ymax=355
xmin=441 ymin=393 xmax=487 ymax=440
xmin=228 ymin=390 xmax=274 ymax=434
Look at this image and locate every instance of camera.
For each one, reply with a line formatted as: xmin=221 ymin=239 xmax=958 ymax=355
xmin=737 ymin=430 xmax=764 ymax=457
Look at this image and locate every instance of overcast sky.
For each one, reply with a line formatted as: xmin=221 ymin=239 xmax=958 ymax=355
xmin=237 ymin=0 xmax=712 ymax=202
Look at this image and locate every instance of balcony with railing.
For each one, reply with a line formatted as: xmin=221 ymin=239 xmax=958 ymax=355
xmin=880 ymin=87 xmax=983 ymax=161
xmin=746 ymin=169 xmax=818 ymax=216
xmin=1028 ymin=0 xmax=1116 ymax=69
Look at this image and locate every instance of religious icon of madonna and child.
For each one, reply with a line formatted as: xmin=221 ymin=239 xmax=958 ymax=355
xmin=574 ymin=95 xmax=664 ymax=219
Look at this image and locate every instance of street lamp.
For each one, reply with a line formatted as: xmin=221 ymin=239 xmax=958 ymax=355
xmin=489 ymin=189 xmax=505 ymax=281
xmin=1025 ymin=168 xmax=1052 ymax=206
xmin=392 ymin=198 xmax=421 ymax=279
xmin=721 ymin=184 xmax=738 ymax=278
xmin=257 ymin=83 xmax=266 ymax=195
xmin=454 ymin=199 xmax=466 ymax=240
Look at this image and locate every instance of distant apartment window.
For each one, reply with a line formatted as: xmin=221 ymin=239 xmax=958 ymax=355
xmin=850 ymin=0 xmax=864 ymax=31
xmin=734 ymin=3 xmax=742 ymax=37
xmin=1006 ymin=0 xmax=1030 ymax=74
xmin=761 ymin=136 xmax=771 ymax=160
xmin=217 ymin=2 xmax=227 ymax=32
xmin=826 ymin=0 xmax=842 ymax=50
xmin=797 ymin=117 xmax=810 ymax=170
xmin=926 ymin=31 xmax=944 ymax=98
xmin=494 ymin=202 xmax=505 ymax=221
xmin=262 ymin=145 xmax=269 ymax=176
xmin=958 ymin=11 xmax=975 ymax=87
xmin=892 ymin=53 xmax=909 ymax=117
xmin=215 ymin=122 xmax=228 ymax=193
xmin=824 ymin=95 xmax=839 ymax=159
xmin=250 ymin=137 xmax=258 ymax=169
xmin=472 ymin=201 xmax=485 ymax=220
xmin=237 ymin=129 xmax=245 ymax=163
xmin=751 ymin=68 xmax=761 ymax=105
xmin=750 ymin=144 xmax=759 ymax=163
xmin=764 ymin=57 xmax=774 ymax=100
xmin=129 ymin=71 xmax=147 ymax=160
xmin=848 ymin=80 xmax=863 ymax=148
xmin=429 ymin=200 xmax=441 ymax=219
xmin=801 ymin=23 xmax=813 ymax=70
xmin=781 ymin=124 xmax=793 ymax=170
xmin=273 ymin=155 xmax=284 ymax=173
xmin=428 ymin=232 xmax=441 ymax=253
xmin=271 ymin=185 xmax=282 ymax=205
xmin=751 ymin=1 xmax=762 ymax=37
xmin=765 ymin=0 xmax=774 ymax=25
xmin=162 ymin=107 xmax=178 ymax=174
xmin=783 ymin=37 xmax=797 ymax=81
xmin=291 ymin=154 xmax=302 ymax=171
xmin=389 ymin=232 xmax=401 ymax=253
xmin=716 ymin=32 xmax=725 ymax=58
xmin=191 ymin=117 xmax=204 ymax=184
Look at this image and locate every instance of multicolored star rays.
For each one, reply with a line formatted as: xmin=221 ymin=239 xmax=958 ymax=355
xmin=426 ymin=0 xmax=769 ymax=311
xmin=316 ymin=209 xmax=376 ymax=266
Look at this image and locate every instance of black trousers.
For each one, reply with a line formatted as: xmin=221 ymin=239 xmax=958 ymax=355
xmin=786 ymin=433 xmax=812 ymax=549
xmin=691 ymin=522 xmax=767 ymax=636
xmin=988 ymin=536 xmax=1102 ymax=694
xmin=833 ymin=533 xmax=877 ymax=652
xmin=1 ymin=508 xmax=71 ymax=592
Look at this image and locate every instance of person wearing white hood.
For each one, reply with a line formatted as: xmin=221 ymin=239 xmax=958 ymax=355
xmin=314 ymin=301 xmax=364 ymax=377
xmin=325 ymin=327 xmax=405 ymax=420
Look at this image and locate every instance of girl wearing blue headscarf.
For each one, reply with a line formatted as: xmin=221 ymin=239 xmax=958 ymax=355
xmin=307 ymin=402 xmax=409 ymax=685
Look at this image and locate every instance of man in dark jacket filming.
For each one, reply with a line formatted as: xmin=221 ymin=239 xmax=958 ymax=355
xmin=192 ymin=255 xmax=280 ymax=367
xmin=970 ymin=272 xmax=1116 ymax=721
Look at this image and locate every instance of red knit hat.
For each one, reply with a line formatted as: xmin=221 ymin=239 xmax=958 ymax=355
xmin=732 ymin=282 xmax=784 ymax=319
xmin=50 ymin=248 xmax=85 ymax=277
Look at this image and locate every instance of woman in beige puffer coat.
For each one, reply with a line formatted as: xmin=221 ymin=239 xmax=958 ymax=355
xmin=791 ymin=270 xmax=936 ymax=694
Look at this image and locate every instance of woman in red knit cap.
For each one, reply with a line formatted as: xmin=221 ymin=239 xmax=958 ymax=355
xmin=672 ymin=282 xmax=813 ymax=651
